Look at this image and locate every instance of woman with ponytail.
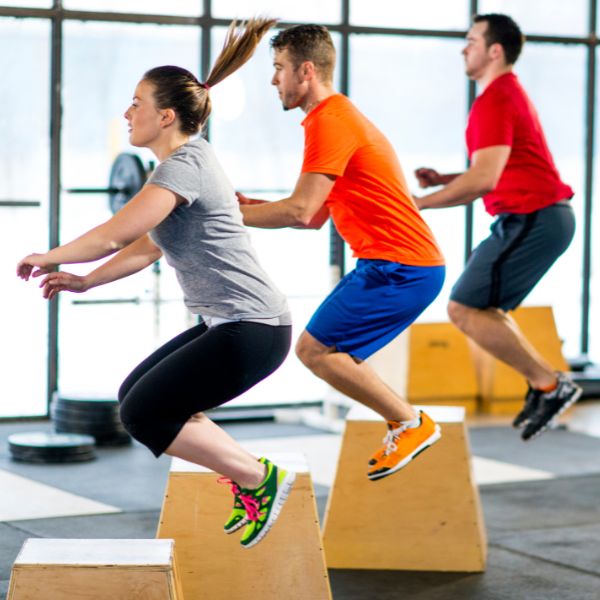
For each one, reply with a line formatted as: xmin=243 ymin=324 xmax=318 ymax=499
xmin=16 ymin=18 xmax=295 ymax=549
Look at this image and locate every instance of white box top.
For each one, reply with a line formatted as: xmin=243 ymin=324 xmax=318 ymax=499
xmin=170 ymin=452 xmax=309 ymax=474
xmin=347 ymin=404 xmax=465 ymax=423
xmin=16 ymin=538 xmax=174 ymax=566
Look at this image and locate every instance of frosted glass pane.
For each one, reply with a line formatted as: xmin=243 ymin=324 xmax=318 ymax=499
xmin=59 ymin=21 xmax=199 ymax=396
xmin=473 ymin=43 xmax=585 ymax=357
xmin=588 ymin=48 xmax=600 ymax=362
xmin=350 ymin=34 xmax=467 ymax=322
xmin=1 ymin=1 xmax=51 ymax=6
xmin=209 ymin=27 xmax=333 ymax=405
xmin=479 ymin=0 xmax=588 ymax=36
xmin=350 ymin=0 xmax=469 ymax=30
xmin=63 ymin=0 xmax=202 ymax=17
xmin=0 ymin=17 xmax=50 ymax=417
xmin=213 ymin=0 xmax=340 ymax=24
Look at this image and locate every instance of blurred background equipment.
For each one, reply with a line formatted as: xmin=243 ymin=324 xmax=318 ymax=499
xmin=65 ymin=152 xmax=148 ymax=214
xmin=7 ymin=432 xmax=96 ymax=463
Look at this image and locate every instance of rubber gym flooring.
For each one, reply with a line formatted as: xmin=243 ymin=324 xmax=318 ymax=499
xmin=0 ymin=408 xmax=599 ymax=600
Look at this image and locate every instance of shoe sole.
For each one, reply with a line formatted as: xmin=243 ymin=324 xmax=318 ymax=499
xmin=523 ymin=387 xmax=582 ymax=441
xmin=241 ymin=471 xmax=296 ymax=549
xmin=368 ymin=426 xmax=442 ymax=481
xmin=512 ymin=417 xmax=528 ymax=430
xmin=224 ymin=518 xmax=248 ymax=534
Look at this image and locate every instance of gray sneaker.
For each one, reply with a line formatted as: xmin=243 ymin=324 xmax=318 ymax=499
xmin=521 ymin=373 xmax=582 ymax=441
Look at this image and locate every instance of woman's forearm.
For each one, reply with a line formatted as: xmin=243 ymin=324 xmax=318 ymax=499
xmin=84 ymin=235 xmax=162 ymax=290
xmin=45 ymin=222 xmax=127 ymax=266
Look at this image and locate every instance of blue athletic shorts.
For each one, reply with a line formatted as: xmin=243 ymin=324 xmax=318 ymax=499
xmin=306 ymin=259 xmax=445 ymax=360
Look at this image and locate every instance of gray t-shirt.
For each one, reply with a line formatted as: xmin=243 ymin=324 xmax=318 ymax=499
xmin=146 ymin=139 xmax=290 ymax=324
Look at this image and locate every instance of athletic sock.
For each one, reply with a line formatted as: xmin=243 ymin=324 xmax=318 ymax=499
xmin=536 ymin=378 xmax=559 ymax=393
xmin=400 ymin=414 xmax=421 ymax=429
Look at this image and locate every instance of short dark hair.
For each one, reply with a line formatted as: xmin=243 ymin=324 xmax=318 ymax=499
xmin=473 ymin=13 xmax=524 ymax=65
xmin=270 ymin=24 xmax=336 ymax=82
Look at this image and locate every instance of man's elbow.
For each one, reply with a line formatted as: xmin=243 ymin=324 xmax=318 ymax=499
xmin=292 ymin=207 xmax=317 ymax=228
xmin=474 ymin=172 xmax=500 ymax=196
xmin=478 ymin=182 xmax=495 ymax=196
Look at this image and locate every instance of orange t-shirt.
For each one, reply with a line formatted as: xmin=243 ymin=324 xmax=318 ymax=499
xmin=302 ymin=94 xmax=444 ymax=266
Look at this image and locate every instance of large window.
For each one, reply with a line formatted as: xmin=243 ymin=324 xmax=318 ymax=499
xmin=59 ymin=21 xmax=200 ymax=397
xmin=1 ymin=0 xmax=600 ymax=417
xmin=350 ymin=0 xmax=469 ymax=30
xmin=1 ymin=17 xmax=50 ymax=417
xmin=210 ymin=27 xmax=331 ymax=405
xmin=478 ymin=0 xmax=589 ymax=36
xmin=349 ymin=34 xmax=467 ymax=321
xmin=472 ymin=42 xmax=586 ymax=357
xmin=589 ymin=48 xmax=600 ymax=362
xmin=63 ymin=1 xmax=202 ymax=17
xmin=212 ymin=0 xmax=341 ymax=24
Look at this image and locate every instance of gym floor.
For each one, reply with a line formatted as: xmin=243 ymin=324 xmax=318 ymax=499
xmin=1 ymin=402 xmax=599 ymax=600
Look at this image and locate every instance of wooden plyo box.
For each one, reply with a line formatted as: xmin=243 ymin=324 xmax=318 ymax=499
xmin=157 ymin=453 xmax=332 ymax=600
xmin=471 ymin=306 xmax=569 ymax=414
xmin=7 ymin=538 xmax=183 ymax=600
xmin=322 ymin=405 xmax=487 ymax=572
xmin=406 ymin=322 xmax=479 ymax=414
xmin=368 ymin=325 xmax=479 ymax=415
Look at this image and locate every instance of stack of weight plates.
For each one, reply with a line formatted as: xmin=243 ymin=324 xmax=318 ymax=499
xmin=8 ymin=432 xmax=96 ymax=463
xmin=51 ymin=396 xmax=131 ymax=446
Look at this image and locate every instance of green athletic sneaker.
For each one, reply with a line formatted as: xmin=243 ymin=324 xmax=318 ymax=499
xmin=238 ymin=457 xmax=295 ymax=549
xmin=218 ymin=477 xmax=248 ymax=534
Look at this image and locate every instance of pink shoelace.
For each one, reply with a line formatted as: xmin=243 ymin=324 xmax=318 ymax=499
xmin=217 ymin=477 xmax=260 ymax=522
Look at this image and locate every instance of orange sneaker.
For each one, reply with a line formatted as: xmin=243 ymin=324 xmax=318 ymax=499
xmin=367 ymin=411 xmax=441 ymax=481
xmin=367 ymin=420 xmax=401 ymax=466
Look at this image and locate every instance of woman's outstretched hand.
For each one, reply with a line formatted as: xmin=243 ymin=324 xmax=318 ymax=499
xmin=37 ymin=271 xmax=88 ymax=300
xmin=16 ymin=253 xmax=56 ymax=281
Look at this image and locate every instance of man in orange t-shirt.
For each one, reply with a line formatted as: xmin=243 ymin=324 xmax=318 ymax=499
xmin=239 ymin=24 xmax=445 ymax=480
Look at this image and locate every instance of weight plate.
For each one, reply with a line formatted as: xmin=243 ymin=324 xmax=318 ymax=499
xmin=51 ymin=407 xmax=122 ymax=425
xmin=8 ymin=432 xmax=96 ymax=450
xmin=8 ymin=432 xmax=97 ymax=464
xmin=53 ymin=424 xmax=131 ymax=446
xmin=10 ymin=445 xmax=95 ymax=458
xmin=54 ymin=421 xmax=128 ymax=436
xmin=10 ymin=451 xmax=96 ymax=464
xmin=55 ymin=397 xmax=119 ymax=408
xmin=108 ymin=153 xmax=146 ymax=213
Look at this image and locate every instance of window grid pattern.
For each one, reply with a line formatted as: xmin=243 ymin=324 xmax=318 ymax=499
xmin=0 ymin=0 xmax=597 ymax=414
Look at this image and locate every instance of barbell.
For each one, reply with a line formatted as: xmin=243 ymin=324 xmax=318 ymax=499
xmin=66 ymin=154 xmax=294 ymax=215
xmin=66 ymin=152 xmax=148 ymax=214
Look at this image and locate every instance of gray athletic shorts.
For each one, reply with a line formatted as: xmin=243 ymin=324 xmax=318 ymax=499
xmin=450 ymin=200 xmax=575 ymax=311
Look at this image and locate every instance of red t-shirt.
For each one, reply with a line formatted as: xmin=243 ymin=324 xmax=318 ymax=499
xmin=466 ymin=73 xmax=573 ymax=215
xmin=301 ymin=94 xmax=444 ymax=266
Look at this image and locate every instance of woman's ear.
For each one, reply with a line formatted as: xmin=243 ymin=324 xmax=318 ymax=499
xmin=160 ymin=108 xmax=177 ymax=128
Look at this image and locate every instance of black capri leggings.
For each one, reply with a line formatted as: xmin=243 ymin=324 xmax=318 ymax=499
xmin=118 ymin=321 xmax=291 ymax=457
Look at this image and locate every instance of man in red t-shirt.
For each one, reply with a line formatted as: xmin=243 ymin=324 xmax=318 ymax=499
xmin=415 ymin=13 xmax=580 ymax=441
xmin=239 ymin=24 xmax=446 ymax=480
